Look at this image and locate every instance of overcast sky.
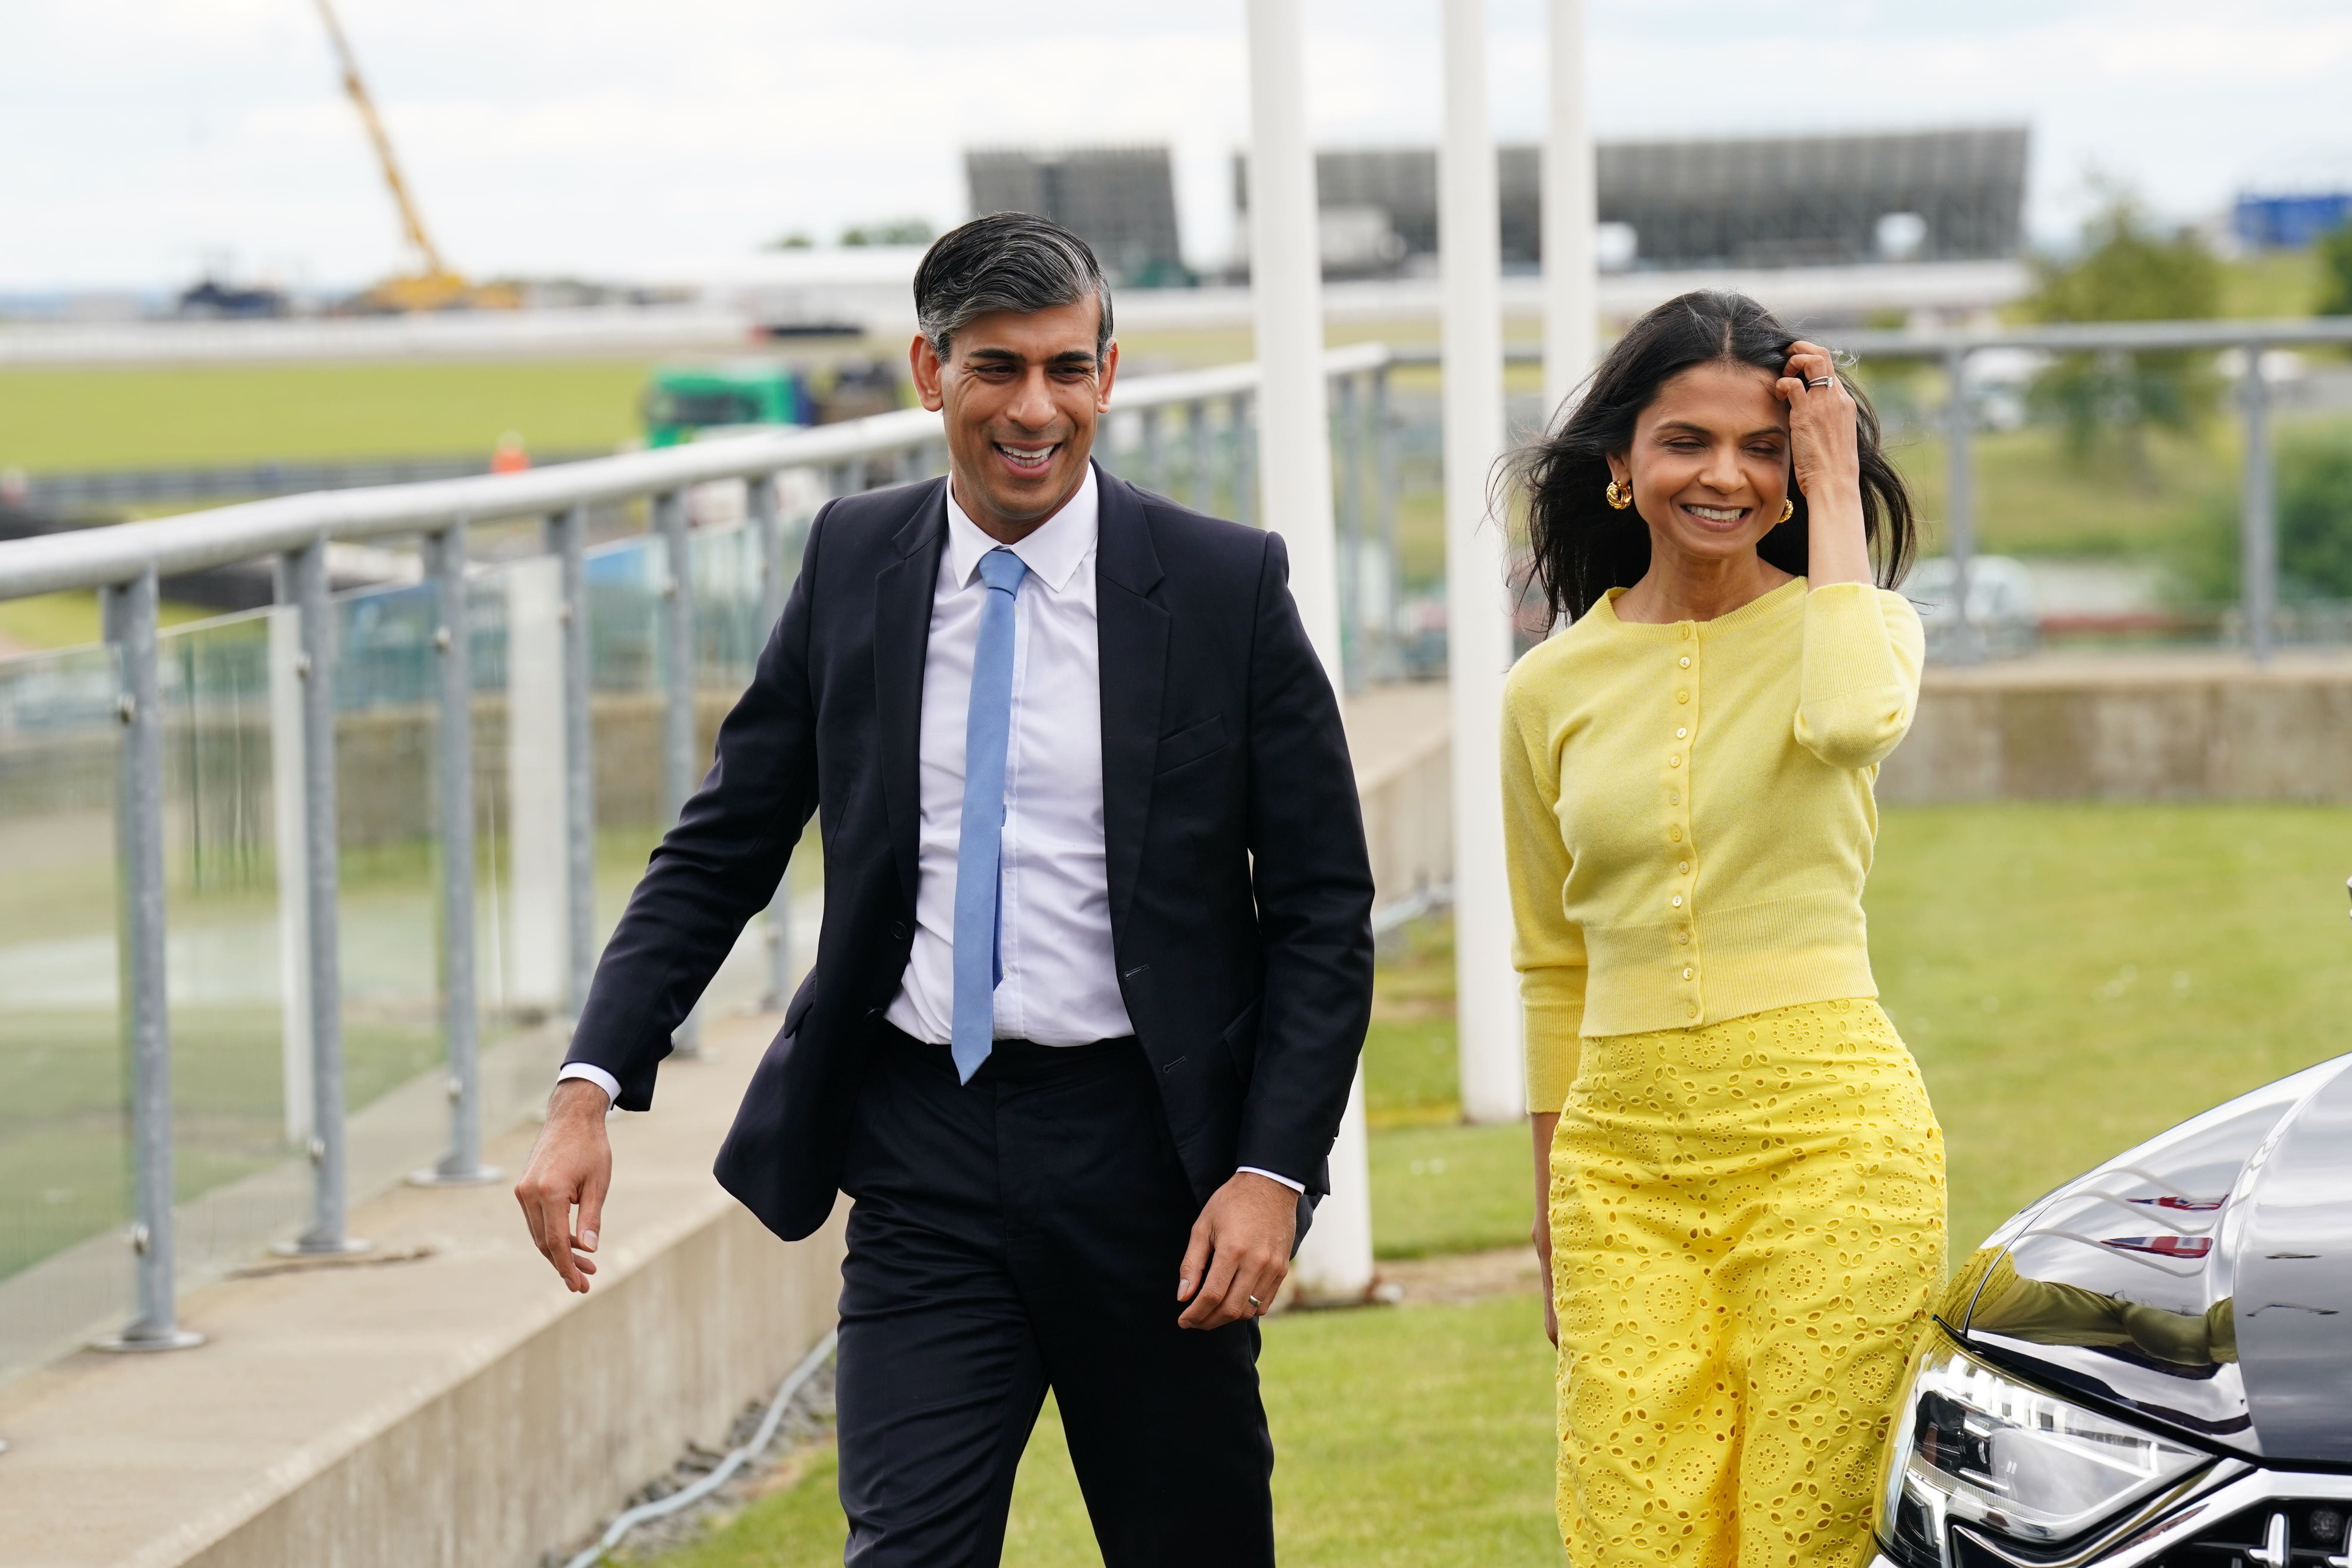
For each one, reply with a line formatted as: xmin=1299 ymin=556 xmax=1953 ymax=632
xmin=5 ymin=0 xmax=2349 ymax=291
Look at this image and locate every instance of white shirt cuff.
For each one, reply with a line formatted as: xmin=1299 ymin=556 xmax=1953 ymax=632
xmin=1237 ymin=1165 xmax=1305 ymax=1194
xmin=557 ymin=1062 xmax=621 ymax=1103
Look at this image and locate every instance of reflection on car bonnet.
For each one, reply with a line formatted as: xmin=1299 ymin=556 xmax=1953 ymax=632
xmin=1970 ymin=1253 xmax=2236 ymax=1369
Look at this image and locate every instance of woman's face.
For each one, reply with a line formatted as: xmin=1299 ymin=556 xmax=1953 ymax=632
xmin=1608 ymin=359 xmax=1793 ymax=566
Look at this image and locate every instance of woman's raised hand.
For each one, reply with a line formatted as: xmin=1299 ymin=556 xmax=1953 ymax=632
xmin=1777 ymin=340 xmax=1870 ymax=586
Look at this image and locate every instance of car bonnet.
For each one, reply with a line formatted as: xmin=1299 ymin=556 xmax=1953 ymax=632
xmin=1940 ymin=1052 xmax=2352 ymax=1464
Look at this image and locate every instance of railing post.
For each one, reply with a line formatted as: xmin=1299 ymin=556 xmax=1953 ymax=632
xmin=282 ymin=538 xmax=366 ymax=1255
xmin=1373 ymin=364 xmax=1401 ymax=681
xmin=94 ymin=568 xmax=202 ymax=1352
xmin=548 ymin=506 xmax=595 ymax=1021
xmin=656 ymin=489 xmax=703 ymax=1057
xmin=415 ymin=521 xmax=497 ymax=1185
xmin=754 ymin=473 xmax=794 ymax=1011
xmin=1233 ymin=391 xmax=1257 ymax=530
xmin=1336 ymin=372 xmax=1366 ymax=693
xmin=1187 ymin=398 xmax=1211 ymax=513
xmin=2241 ymin=340 xmax=2277 ymax=664
xmin=1943 ymin=348 xmax=1984 ymax=665
xmin=268 ymin=565 xmax=313 ymax=1148
xmin=1142 ymin=405 xmax=1164 ymax=498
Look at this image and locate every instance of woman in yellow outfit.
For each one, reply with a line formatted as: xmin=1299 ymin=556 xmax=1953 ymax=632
xmin=1501 ymin=290 xmax=1944 ymax=1568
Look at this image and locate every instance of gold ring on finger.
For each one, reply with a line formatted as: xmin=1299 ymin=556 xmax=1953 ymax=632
xmin=1248 ymin=1295 xmax=1264 ymax=1311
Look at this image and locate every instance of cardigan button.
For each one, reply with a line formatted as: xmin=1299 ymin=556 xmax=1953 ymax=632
xmin=1670 ymin=894 xmax=1684 ymax=908
xmin=1677 ymin=690 xmax=1689 ymax=704
xmin=1668 ymin=754 xmax=1681 ymax=768
xmin=1678 ymin=655 xmax=1691 ymax=668
xmin=1682 ymin=967 xmax=1694 ymax=981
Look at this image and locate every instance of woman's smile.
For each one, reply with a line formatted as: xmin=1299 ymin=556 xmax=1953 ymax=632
xmin=1678 ymin=500 xmax=1750 ymax=530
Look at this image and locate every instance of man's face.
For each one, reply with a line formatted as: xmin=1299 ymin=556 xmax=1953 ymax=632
xmin=910 ymin=297 xmax=1117 ymax=539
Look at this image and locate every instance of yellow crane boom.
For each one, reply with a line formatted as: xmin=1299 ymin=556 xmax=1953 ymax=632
xmin=310 ymin=0 xmax=512 ymax=310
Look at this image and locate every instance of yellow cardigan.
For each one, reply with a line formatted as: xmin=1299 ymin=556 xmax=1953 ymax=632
xmin=1501 ymin=578 xmax=1924 ymax=1113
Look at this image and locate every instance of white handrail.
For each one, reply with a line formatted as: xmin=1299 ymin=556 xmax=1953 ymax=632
xmin=0 ymin=344 xmax=1394 ymax=603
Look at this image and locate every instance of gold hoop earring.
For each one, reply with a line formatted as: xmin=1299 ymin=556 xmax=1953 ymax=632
xmin=1777 ymin=498 xmax=1795 ymax=524
xmin=1604 ymin=480 xmax=1632 ymax=510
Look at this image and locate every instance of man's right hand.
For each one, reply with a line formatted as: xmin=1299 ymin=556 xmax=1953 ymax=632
xmin=515 ymin=1077 xmax=614 ymax=1293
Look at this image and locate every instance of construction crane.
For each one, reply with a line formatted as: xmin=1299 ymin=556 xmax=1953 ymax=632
xmin=312 ymin=0 xmax=516 ymax=312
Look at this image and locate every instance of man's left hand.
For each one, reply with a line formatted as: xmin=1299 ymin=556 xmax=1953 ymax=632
xmin=1177 ymin=1171 xmax=1298 ymax=1330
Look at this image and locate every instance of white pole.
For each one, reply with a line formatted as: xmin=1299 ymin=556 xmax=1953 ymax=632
xmin=1245 ymin=0 xmax=1372 ymax=1306
xmin=1542 ymin=0 xmax=1598 ymax=420
xmin=1442 ymin=0 xmax=1526 ymax=1127
xmin=1244 ymin=0 xmax=1341 ymax=676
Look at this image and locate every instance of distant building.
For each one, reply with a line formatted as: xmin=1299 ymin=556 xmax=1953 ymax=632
xmin=2234 ymin=192 xmax=2352 ymax=250
xmin=964 ymin=146 xmax=1189 ymax=287
xmin=1235 ymin=126 xmax=2031 ymax=276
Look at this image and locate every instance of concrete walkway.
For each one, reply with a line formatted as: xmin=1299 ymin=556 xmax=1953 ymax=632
xmin=0 ymin=1011 xmax=843 ymax=1568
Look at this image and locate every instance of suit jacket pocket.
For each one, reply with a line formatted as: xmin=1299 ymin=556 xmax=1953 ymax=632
xmin=1154 ymin=712 xmax=1229 ymax=775
xmin=1221 ymin=996 xmax=1263 ymax=1088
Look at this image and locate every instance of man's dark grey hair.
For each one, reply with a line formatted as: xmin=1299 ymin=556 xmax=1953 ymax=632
xmin=913 ymin=213 xmax=1113 ymax=365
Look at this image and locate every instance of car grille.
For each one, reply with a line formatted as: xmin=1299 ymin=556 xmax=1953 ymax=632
xmin=1938 ymin=1501 xmax=2352 ymax=1567
xmin=2125 ymin=1501 xmax=2347 ymax=1566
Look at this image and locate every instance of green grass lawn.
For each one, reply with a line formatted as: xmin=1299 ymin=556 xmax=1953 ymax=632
xmin=0 ymin=359 xmax=661 ymax=474
xmin=626 ymin=1293 xmax=1560 ymax=1568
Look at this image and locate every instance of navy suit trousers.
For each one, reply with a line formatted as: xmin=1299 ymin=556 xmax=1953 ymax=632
xmin=835 ymin=1027 xmax=1276 ymax=1568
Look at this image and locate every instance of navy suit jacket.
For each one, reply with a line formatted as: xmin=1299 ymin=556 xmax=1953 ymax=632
xmin=566 ymin=463 xmax=1376 ymax=1243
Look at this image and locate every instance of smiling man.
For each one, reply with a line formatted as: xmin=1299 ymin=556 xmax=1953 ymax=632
xmin=513 ymin=214 xmax=1374 ymax=1567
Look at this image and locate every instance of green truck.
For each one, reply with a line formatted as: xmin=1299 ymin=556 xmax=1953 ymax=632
xmin=641 ymin=361 xmax=906 ymax=446
xmin=641 ymin=363 xmax=816 ymax=447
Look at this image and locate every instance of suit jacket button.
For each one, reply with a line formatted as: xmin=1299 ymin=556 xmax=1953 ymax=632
xmin=890 ymin=920 xmax=910 ymax=941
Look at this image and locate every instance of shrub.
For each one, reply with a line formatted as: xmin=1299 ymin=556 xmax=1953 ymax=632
xmin=2319 ymin=221 xmax=2352 ymax=317
xmin=2168 ymin=423 xmax=2352 ymax=603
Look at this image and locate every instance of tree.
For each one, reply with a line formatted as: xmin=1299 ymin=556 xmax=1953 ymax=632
xmin=2027 ymin=189 xmax=2222 ymax=489
xmin=840 ymin=218 xmax=935 ymax=248
xmin=2318 ymin=221 xmax=2352 ymax=316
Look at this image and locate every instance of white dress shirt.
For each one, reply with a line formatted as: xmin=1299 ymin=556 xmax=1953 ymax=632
xmin=559 ymin=467 xmax=1298 ymax=1193
xmin=882 ymin=466 xmax=1133 ymax=1046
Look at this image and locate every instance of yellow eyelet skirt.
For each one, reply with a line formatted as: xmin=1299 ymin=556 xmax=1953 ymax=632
xmin=1548 ymin=997 xmax=1945 ymax=1568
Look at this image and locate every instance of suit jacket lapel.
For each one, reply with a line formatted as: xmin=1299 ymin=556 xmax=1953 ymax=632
xmin=874 ymin=480 xmax=948 ymax=910
xmin=1094 ymin=466 xmax=1167 ymax=931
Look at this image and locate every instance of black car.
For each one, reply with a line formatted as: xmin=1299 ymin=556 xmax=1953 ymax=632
xmin=1873 ymin=1051 xmax=2352 ymax=1568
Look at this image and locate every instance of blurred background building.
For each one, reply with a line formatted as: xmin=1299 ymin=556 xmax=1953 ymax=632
xmin=1235 ymin=125 xmax=2032 ymax=279
xmin=964 ymin=146 xmax=1190 ymax=287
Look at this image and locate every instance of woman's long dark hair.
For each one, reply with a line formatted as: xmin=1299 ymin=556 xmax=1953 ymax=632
xmin=1511 ymin=290 xmax=1917 ymax=623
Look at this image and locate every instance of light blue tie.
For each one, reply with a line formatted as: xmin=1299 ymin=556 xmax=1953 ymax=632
xmin=951 ymin=547 xmax=1029 ymax=1083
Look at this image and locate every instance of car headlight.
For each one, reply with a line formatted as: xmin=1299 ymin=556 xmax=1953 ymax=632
xmin=1876 ymin=1334 xmax=2205 ymax=1564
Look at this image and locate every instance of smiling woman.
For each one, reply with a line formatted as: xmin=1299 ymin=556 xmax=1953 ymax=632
xmin=1501 ymin=290 xmax=1938 ymax=1568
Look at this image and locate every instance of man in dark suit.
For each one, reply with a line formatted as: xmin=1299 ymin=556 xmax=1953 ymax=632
xmin=515 ymin=213 xmax=1373 ymax=1567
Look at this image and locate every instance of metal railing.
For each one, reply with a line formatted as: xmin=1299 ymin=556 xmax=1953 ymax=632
xmin=0 ymin=344 xmax=1395 ymax=1370
xmin=1831 ymin=317 xmax=2352 ymax=665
